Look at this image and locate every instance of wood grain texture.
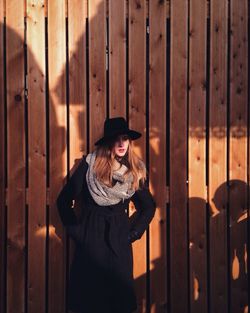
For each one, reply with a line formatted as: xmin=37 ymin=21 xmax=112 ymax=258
xmin=188 ymin=1 xmax=207 ymax=312
xmin=48 ymin=0 xmax=67 ymax=312
xmin=229 ymin=0 xmax=248 ymax=311
xmin=0 ymin=1 xmax=5 ymax=312
xmin=6 ymin=0 xmax=26 ymax=312
xmin=68 ymin=0 xmax=87 ymax=160
xmin=170 ymin=0 xmax=189 ymax=312
xmin=26 ymin=1 xmax=46 ymax=312
xmin=67 ymin=0 xmax=88 ymax=294
xmin=89 ymin=0 xmax=107 ymax=149
xmin=209 ymin=0 xmax=229 ymax=312
xmin=128 ymin=1 xmax=147 ymax=312
xmin=0 ymin=1 xmax=249 ymax=312
xmin=149 ymin=0 xmax=167 ymax=312
xmin=109 ymin=0 xmax=126 ymax=117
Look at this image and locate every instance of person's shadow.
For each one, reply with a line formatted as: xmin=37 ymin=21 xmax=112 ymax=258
xmin=52 ymin=2 xmax=168 ymax=313
xmin=47 ymin=1 xmax=250 ymax=312
xmin=1 ymin=4 xmax=166 ymax=313
xmin=210 ymin=179 xmax=249 ymax=312
xmin=1 ymin=1 xmax=249 ymax=312
xmin=188 ymin=179 xmax=249 ymax=313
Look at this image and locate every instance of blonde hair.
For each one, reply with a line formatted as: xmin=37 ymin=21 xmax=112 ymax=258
xmin=92 ymin=139 xmax=147 ymax=191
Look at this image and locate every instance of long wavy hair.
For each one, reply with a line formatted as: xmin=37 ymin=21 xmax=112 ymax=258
xmin=92 ymin=138 xmax=147 ymax=191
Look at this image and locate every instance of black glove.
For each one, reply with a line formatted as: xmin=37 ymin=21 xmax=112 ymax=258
xmin=128 ymin=229 xmax=140 ymax=243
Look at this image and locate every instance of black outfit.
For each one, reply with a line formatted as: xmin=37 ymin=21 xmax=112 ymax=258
xmin=56 ymin=155 xmax=156 ymax=313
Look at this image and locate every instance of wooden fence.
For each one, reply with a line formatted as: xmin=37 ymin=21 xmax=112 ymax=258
xmin=0 ymin=0 xmax=249 ymax=312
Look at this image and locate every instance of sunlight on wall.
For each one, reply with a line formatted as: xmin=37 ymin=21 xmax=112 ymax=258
xmin=35 ymin=225 xmax=62 ymax=245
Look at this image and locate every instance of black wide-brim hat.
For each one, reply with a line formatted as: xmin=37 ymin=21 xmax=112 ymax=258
xmin=94 ymin=117 xmax=142 ymax=146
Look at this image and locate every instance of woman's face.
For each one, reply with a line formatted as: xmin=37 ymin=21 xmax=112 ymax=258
xmin=112 ymin=134 xmax=130 ymax=158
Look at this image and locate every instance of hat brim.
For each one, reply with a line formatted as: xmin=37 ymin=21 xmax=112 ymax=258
xmin=94 ymin=129 xmax=142 ymax=146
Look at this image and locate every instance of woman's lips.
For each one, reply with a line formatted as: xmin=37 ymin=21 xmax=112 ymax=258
xmin=118 ymin=149 xmax=125 ymax=152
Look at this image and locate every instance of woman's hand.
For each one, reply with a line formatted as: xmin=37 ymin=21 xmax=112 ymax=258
xmin=128 ymin=229 xmax=140 ymax=243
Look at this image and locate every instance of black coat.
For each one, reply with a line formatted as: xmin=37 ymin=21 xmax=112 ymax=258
xmin=56 ymin=155 xmax=156 ymax=313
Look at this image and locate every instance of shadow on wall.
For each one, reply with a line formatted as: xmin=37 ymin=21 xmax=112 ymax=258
xmin=189 ymin=179 xmax=248 ymax=310
xmin=49 ymin=2 xmax=249 ymax=311
xmin=1 ymin=0 xmax=249 ymax=311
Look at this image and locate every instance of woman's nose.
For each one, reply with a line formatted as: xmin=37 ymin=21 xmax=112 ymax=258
xmin=118 ymin=139 xmax=124 ymax=146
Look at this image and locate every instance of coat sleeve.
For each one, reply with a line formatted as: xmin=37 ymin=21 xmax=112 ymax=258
xmin=129 ymin=178 xmax=157 ymax=242
xmin=56 ymin=156 xmax=86 ymax=227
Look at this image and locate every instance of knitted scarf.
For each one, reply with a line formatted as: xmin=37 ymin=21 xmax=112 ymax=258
xmin=85 ymin=150 xmax=136 ymax=206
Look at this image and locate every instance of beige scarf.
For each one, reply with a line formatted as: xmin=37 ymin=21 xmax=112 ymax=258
xmin=85 ymin=150 xmax=136 ymax=206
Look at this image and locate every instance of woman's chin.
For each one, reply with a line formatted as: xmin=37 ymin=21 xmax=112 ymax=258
xmin=115 ymin=151 xmax=126 ymax=157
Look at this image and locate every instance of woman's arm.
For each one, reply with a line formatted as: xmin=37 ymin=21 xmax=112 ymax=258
xmin=128 ymin=178 xmax=157 ymax=243
xmin=56 ymin=156 xmax=86 ymax=227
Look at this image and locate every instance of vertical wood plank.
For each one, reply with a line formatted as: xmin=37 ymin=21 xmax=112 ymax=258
xmin=149 ymin=0 xmax=167 ymax=312
xmin=6 ymin=0 xmax=26 ymax=312
xmin=68 ymin=0 xmax=87 ymax=162
xmin=88 ymin=0 xmax=107 ymax=149
xmin=170 ymin=0 xmax=188 ymax=312
xmin=209 ymin=0 xmax=228 ymax=312
xmin=229 ymin=0 xmax=248 ymax=311
xmin=0 ymin=1 xmax=5 ymax=312
xmin=1 ymin=1 xmax=250 ymax=312
xmin=48 ymin=0 xmax=67 ymax=312
xmin=26 ymin=0 xmax=46 ymax=311
xmin=128 ymin=1 xmax=147 ymax=312
xmin=67 ymin=0 xmax=88 ymax=300
xmin=188 ymin=1 xmax=208 ymax=312
xmin=109 ymin=0 xmax=126 ymax=117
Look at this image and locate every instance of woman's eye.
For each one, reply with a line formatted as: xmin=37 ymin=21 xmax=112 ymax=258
xmin=114 ymin=135 xmax=129 ymax=143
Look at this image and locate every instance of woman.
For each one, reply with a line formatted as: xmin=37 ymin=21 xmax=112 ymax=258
xmin=56 ymin=116 xmax=157 ymax=313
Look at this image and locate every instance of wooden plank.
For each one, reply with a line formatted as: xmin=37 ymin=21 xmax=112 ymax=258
xmin=188 ymin=1 xmax=207 ymax=312
xmin=229 ymin=0 xmax=248 ymax=311
xmin=67 ymin=0 xmax=87 ymax=307
xmin=0 ymin=1 xmax=5 ymax=312
xmin=67 ymin=0 xmax=88 ymax=301
xmin=6 ymin=1 xmax=26 ymax=312
xmin=88 ymin=0 xmax=107 ymax=149
xmin=170 ymin=0 xmax=188 ymax=312
xmin=68 ymin=0 xmax=87 ymax=162
xmin=209 ymin=0 xmax=228 ymax=311
xmin=249 ymin=48 xmax=250 ymax=313
xmin=109 ymin=0 xmax=126 ymax=117
xmin=148 ymin=0 xmax=167 ymax=312
xmin=248 ymin=4 xmax=250 ymax=312
xmin=128 ymin=1 xmax=147 ymax=312
xmin=47 ymin=1 xmax=67 ymax=312
xmin=26 ymin=0 xmax=46 ymax=311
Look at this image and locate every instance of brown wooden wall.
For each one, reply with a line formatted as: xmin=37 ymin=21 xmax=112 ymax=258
xmin=0 ymin=0 xmax=249 ymax=312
